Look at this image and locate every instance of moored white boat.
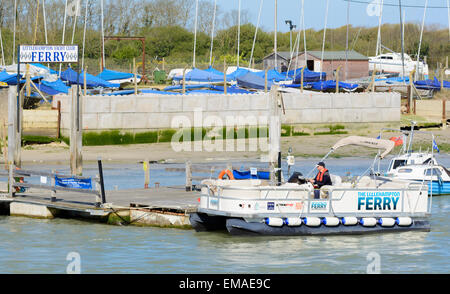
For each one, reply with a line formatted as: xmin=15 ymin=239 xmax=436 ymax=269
xmin=190 ymin=136 xmax=432 ymax=236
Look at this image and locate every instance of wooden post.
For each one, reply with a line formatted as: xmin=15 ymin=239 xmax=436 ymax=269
xmin=25 ymin=64 xmax=31 ymax=97
xmin=264 ymin=68 xmax=269 ymax=93
xmin=162 ymin=57 xmax=165 ymax=71
xmin=133 ymin=58 xmax=138 ymax=95
xmin=301 ymin=67 xmax=305 ymax=93
xmin=51 ymin=169 xmax=56 ymax=202
xmin=268 ymin=86 xmax=281 ymax=184
xmin=406 ymin=85 xmax=411 ymax=114
xmin=182 ymin=67 xmax=186 ymax=95
xmin=70 ymin=86 xmax=83 ymax=175
xmin=97 ymin=157 xmax=106 ymax=204
xmin=371 ymin=65 xmax=377 ymax=92
xmin=413 ymin=98 xmax=416 ymax=115
xmin=335 ymin=66 xmax=342 ymax=93
xmin=441 ymin=68 xmax=445 ymax=91
xmin=409 ymin=69 xmax=416 ymax=114
xmin=143 ymin=158 xmax=150 ymax=189
xmin=8 ymin=87 xmax=21 ymax=168
xmin=443 ymin=99 xmax=447 ymax=130
xmin=8 ymin=162 xmax=14 ymax=197
xmin=223 ymin=59 xmax=227 ymax=95
xmin=57 ymin=101 xmax=61 ymax=139
xmin=185 ymin=161 xmax=192 ymax=192
xmin=1 ymin=119 xmax=6 ymax=169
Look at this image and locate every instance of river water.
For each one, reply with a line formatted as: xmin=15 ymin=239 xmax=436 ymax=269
xmin=0 ymin=156 xmax=449 ymax=274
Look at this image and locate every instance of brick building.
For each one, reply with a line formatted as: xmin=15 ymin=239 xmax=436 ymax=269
xmin=263 ymin=50 xmax=369 ymax=80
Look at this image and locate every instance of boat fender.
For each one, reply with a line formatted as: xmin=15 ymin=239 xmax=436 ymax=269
xmin=360 ymin=217 xmax=377 ymax=227
xmin=264 ymin=217 xmax=284 ymax=227
xmin=322 ymin=217 xmax=340 ymax=227
xmin=218 ymin=169 xmax=235 ymax=180
xmin=303 ymin=217 xmax=321 ymax=227
xmin=284 ymin=218 xmax=302 ymax=227
xmin=341 ymin=217 xmax=358 ymax=226
xmin=378 ymin=218 xmax=396 ymax=227
xmin=396 ymin=217 xmax=412 ymax=227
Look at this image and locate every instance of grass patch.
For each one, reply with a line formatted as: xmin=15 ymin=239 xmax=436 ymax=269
xmin=82 ymin=130 xmax=134 ymax=146
xmin=135 ymin=131 xmax=158 ymax=144
xmin=22 ymin=135 xmax=59 ymax=145
xmin=158 ymin=129 xmax=177 ymax=143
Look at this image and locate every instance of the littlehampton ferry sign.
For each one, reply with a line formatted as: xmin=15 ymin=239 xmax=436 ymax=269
xmin=19 ymin=45 xmax=78 ymax=63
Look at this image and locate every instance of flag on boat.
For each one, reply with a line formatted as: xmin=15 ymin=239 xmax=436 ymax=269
xmin=433 ymin=139 xmax=440 ymax=153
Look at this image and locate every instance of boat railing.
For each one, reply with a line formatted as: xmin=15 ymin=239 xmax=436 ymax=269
xmin=202 ymin=182 xmax=429 ymax=216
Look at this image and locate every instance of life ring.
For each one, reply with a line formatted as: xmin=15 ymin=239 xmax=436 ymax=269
xmin=218 ymin=169 xmax=235 ymax=180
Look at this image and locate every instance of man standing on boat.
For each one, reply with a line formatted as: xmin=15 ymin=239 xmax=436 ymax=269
xmin=309 ymin=162 xmax=332 ymax=199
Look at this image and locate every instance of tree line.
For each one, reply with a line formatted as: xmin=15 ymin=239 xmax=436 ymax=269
xmin=0 ymin=0 xmax=448 ymax=75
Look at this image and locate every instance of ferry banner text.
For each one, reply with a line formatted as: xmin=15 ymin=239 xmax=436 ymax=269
xmin=19 ymin=45 xmax=78 ymax=63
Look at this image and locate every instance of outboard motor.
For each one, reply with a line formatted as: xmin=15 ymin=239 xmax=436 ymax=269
xmin=288 ymin=172 xmax=307 ymax=185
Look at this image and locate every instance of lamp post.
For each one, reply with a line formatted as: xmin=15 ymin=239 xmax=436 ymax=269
xmin=285 ymin=20 xmax=296 ymax=56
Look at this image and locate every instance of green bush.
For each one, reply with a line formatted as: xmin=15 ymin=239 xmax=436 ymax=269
xmin=135 ymin=131 xmax=158 ymax=144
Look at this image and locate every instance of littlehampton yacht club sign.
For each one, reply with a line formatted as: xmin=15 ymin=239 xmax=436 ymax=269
xmin=19 ymin=45 xmax=78 ymax=63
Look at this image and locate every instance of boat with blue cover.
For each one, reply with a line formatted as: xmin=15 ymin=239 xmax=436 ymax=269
xmin=190 ymin=136 xmax=432 ymax=236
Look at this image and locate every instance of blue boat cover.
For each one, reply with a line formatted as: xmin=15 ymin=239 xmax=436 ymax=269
xmin=376 ymin=76 xmax=409 ymax=84
xmin=293 ymin=68 xmax=326 ymax=83
xmin=311 ymin=80 xmax=359 ymax=91
xmin=172 ymin=68 xmax=224 ymax=83
xmin=204 ymin=66 xmax=224 ymax=76
xmin=0 ymin=70 xmax=20 ymax=84
xmin=226 ymin=67 xmax=251 ymax=81
xmin=254 ymin=69 xmax=291 ymax=82
xmin=61 ymin=68 xmax=119 ymax=88
xmin=232 ymin=170 xmax=270 ymax=180
xmin=141 ymin=89 xmax=181 ymax=95
xmin=35 ymin=79 xmax=69 ymax=95
xmin=97 ymin=68 xmax=135 ymax=81
xmin=237 ymin=72 xmax=273 ymax=90
xmin=414 ymin=77 xmax=450 ymax=90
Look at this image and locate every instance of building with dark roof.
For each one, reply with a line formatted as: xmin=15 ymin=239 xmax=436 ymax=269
xmin=263 ymin=50 xmax=369 ymax=80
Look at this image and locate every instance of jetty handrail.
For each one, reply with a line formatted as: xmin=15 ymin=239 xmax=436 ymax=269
xmin=6 ymin=161 xmax=107 ymax=207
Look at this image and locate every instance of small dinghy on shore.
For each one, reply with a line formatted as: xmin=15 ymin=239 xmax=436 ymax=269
xmin=190 ymin=136 xmax=432 ymax=236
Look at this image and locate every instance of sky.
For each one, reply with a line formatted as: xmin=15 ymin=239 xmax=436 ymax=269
xmin=217 ymin=0 xmax=450 ymax=32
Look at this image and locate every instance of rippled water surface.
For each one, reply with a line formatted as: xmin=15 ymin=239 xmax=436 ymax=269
xmin=0 ymin=156 xmax=449 ymax=274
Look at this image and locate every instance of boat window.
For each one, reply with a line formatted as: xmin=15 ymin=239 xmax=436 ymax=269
xmin=398 ymin=168 xmax=413 ymax=173
xmin=442 ymin=166 xmax=450 ymax=177
xmin=424 ymin=168 xmax=442 ymax=176
xmin=392 ymin=160 xmax=407 ymax=170
xmin=386 ymin=56 xmax=393 ymax=60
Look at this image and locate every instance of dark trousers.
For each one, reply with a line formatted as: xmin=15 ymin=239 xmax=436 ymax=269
xmin=314 ymin=189 xmax=320 ymax=199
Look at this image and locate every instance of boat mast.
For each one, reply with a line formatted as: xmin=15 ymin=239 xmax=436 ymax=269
xmin=12 ymin=0 xmax=17 ymax=64
xmin=274 ymin=0 xmax=277 ymax=70
xmin=249 ymin=0 xmax=264 ymax=69
xmin=375 ymin=0 xmax=384 ymax=74
xmin=0 ymin=25 xmax=4 ymax=67
xmin=399 ymin=0 xmax=406 ymax=79
xmin=43 ymin=0 xmax=48 ymax=45
xmin=415 ymin=0 xmax=428 ymax=81
xmin=345 ymin=0 xmax=350 ymax=80
xmin=82 ymin=0 xmax=89 ymax=71
xmin=302 ymin=0 xmax=306 ymax=66
xmin=209 ymin=0 xmax=217 ymax=67
xmin=320 ymin=0 xmax=329 ymax=80
xmin=59 ymin=0 xmax=68 ymax=76
xmin=193 ymin=0 xmax=199 ymax=68
xmin=101 ymin=0 xmax=105 ymax=70
xmin=237 ymin=0 xmax=241 ymax=68
xmin=447 ymin=0 xmax=450 ymax=40
xmin=71 ymin=0 xmax=80 ymax=45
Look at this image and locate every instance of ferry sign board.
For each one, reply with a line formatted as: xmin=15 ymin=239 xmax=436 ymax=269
xmin=19 ymin=45 xmax=78 ymax=63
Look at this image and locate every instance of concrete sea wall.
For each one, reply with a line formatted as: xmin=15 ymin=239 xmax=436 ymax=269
xmin=53 ymin=91 xmax=401 ymax=136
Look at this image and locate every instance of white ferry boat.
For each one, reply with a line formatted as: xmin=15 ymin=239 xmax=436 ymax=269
xmin=190 ymin=136 xmax=431 ymax=236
